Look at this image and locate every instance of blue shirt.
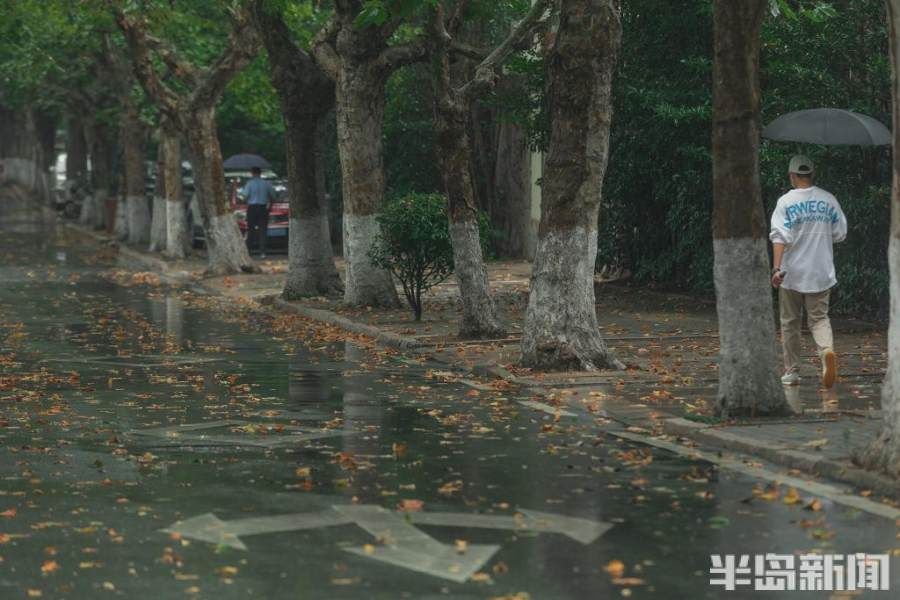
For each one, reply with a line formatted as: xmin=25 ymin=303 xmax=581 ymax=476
xmin=240 ymin=177 xmax=275 ymax=206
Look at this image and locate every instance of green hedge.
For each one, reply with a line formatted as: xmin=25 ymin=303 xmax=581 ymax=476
xmin=599 ymin=0 xmax=891 ymax=319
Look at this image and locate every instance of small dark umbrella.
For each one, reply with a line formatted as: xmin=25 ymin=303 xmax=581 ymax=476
xmin=223 ymin=153 xmax=272 ymax=170
xmin=762 ymin=108 xmax=891 ymax=146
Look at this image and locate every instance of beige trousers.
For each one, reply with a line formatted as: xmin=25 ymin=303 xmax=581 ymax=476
xmin=779 ymin=287 xmax=834 ymax=373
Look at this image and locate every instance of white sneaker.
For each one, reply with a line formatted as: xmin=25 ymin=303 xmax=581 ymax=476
xmin=822 ymin=349 xmax=837 ymax=389
xmin=781 ymin=371 xmax=800 ymax=386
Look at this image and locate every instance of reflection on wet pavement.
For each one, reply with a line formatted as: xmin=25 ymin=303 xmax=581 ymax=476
xmin=0 ymin=216 xmax=898 ymax=598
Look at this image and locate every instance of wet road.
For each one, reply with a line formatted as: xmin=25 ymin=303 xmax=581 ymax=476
xmin=0 ymin=211 xmax=898 ymax=599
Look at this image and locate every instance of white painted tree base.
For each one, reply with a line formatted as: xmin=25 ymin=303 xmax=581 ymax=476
xmin=449 ymin=221 xmax=504 ymax=338
xmin=149 ymin=196 xmax=167 ymax=252
xmin=521 ymin=226 xmax=621 ymax=371
xmin=164 ymin=199 xmax=187 ymax=260
xmin=713 ymin=237 xmax=788 ymax=416
xmin=862 ymin=236 xmax=900 ymax=476
xmin=114 ymin=198 xmax=129 ymax=241
xmin=204 ymin=213 xmax=255 ymax=275
xmin=126 ymin=194 xmax=151 ymax=246
xmin=283 ymin=215 xmax=342 ymax=298
xmin=343 ymin=214 xmax=399 ymax=307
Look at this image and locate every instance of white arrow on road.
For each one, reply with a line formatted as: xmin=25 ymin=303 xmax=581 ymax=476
xmin=334 ymin=505 xmax=500 ymax=583
xmin=162 ymin=504 xmax=612 ymax=582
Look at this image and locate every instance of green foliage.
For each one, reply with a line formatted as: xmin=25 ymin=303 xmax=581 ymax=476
xmin=599 ymin=0 xmax=891 ymax=318
xmin=384 ymin=65 xmax=442 ymax=197
xmin=219 ymin=56 xmax=286 ymax=173
xmin=369 ymin=193 xmax=455 ymax=320
xmin=0 ymin=0 xmax=109 ymax=111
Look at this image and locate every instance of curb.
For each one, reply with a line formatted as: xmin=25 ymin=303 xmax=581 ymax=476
xmin=662 ymin=417 xmax=900 ymax=498
xmin=270 ymin=297 xmax=423 ymax=351
xmin=61 ymin=222 xmax=195 ymax=285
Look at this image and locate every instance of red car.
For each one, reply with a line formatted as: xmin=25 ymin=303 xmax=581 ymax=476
xmin=228 ymin=174 xmax=290 ymax=247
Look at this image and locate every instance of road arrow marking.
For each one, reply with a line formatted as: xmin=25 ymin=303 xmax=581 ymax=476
xmin=334 ymin=505 xmax=500 ymax=583
xmin=161 ymin=505 xmax=613 ymax=581
xmin=161 ymin=509 xmax=354 ymax=550
xmin=409 ymin=508 xmax=611 ymax=545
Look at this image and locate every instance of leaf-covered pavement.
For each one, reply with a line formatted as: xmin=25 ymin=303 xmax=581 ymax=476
xmin=1 ymin=220 xmax=898 ymax=599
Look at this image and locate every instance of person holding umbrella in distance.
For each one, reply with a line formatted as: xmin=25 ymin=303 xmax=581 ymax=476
xmin=240 ymin=166 xmax=276 ymax=258
xmin=769 ymin=155 xmax=847 ymax=388
xmin=763 ymin=108 xmax=890 ymax=389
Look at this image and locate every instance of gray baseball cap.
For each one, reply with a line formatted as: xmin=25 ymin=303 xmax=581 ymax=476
xmin=788 ymin=155 xmax=814 ymax=175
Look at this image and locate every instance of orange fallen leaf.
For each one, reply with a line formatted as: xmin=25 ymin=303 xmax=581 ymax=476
xmin=392 ymin=442 xmax=408 ymax=458
xmin=604 ymin=559 xmax=626 ymax=578
xmin=783 ymin=488 xmax=802 ymax=505
xmin=40 ymin=560 xmax=59 ymax=574
xmin=397 ymin=499 xmax=424 ymax=512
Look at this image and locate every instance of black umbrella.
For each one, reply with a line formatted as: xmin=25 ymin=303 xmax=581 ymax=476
xmin=223 ymin=153 xmax=272 ymax=170
xmin=762 ymin=108 xmax=890 ymax=146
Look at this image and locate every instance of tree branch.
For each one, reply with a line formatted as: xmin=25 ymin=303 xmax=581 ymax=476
xmin=189 ymin=6 xmax=261 ymax=109
xmin=144 ymin=34 xmax=199 ymax=85
xmin=377 ymin=37 xmax=428 ymax=71
xmin=460 ymin=0 xmax=552 ymax=99
xmin=449 ymin=40 xmax=488 ymax=61
xmin=249 ymin=0 xmax=334 ymax=108
xmin=446 ymin=0 xmax=471 ymax=36
xmin=311 ymin=15 xmax=341 ymax=80
xmin=113 ymin=9 xmax=181 ymax=119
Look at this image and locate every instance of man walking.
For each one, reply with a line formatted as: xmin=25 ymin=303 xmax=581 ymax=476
xmin=240 ymin=166 xmax=275 ymax=258
xmin=770 ymin=155 xmax=847 ymax=388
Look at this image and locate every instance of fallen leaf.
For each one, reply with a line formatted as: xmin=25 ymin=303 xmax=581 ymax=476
xmin=783 ymin=488 xmax=802 ymax=505
xmin=805 ymin=499 xmax=823 ymax=512
xmin=803 ymin=438 xmax=829 ymax=449
xmin=604 ymin=559 xmax=626 ymax=578
xmin=612 ymin=577 xmax=646 ymax=586
xmin=392 ymin=442 xmax=407 ymax=459
xmin=40 ymin=560 xmax=58 ymax=574
xmin=397 ymin=499 xmax=424 ymax=512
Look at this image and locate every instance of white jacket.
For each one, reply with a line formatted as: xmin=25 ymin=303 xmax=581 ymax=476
xmin=769 ymin=186 xmax=847 ymax=294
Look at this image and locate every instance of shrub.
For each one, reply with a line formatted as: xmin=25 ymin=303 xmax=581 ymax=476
xmin=369 ymin=193 xmax=455 ymax=321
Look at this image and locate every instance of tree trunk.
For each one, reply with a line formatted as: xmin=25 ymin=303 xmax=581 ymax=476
xmin=711 ymin=0 xmax=788 ymax=417
xmin=431 ymin=46 xmax=505 ymax=338
xmin=520 ymin=0 xmax=623 ymax=371
xmin=335 ymin=63 xmax=400 ymax=307
xmin=84 ymin=120 xmax=115 ymax=230
xmin=493 ymin=117 xmax=533 ymax=258
xmin=860 ymin=0 xmax=900 ymax=477
xmin=183 ymin=108 xmax=255 ymax=274
xmin=251 ymin=1 xmax=342 ymax=298
xmin=161 ymin=124 xmax=187 ymax=259
xmin=0 ymin=104 xmax=51 ymax=205
xmin=283 ymin=115 xmax=343 ymax=298
xmin=34 ymin=111 xmax=55 ymax=173
xmin=149 ymin=134 xmax=168 ymax=252
xmin=66 ymin=113 xmax=88 ymax=183
xmin=114 ymin=192 xmax=129 ymax=240
xmin=122 ymin=98 xmax=150 ymax=246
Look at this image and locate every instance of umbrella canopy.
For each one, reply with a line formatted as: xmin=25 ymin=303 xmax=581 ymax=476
xmin=223 ymin=153 xmax=272 ymax=170
xmin=762 ymin=108 xmax=891 ymax=146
